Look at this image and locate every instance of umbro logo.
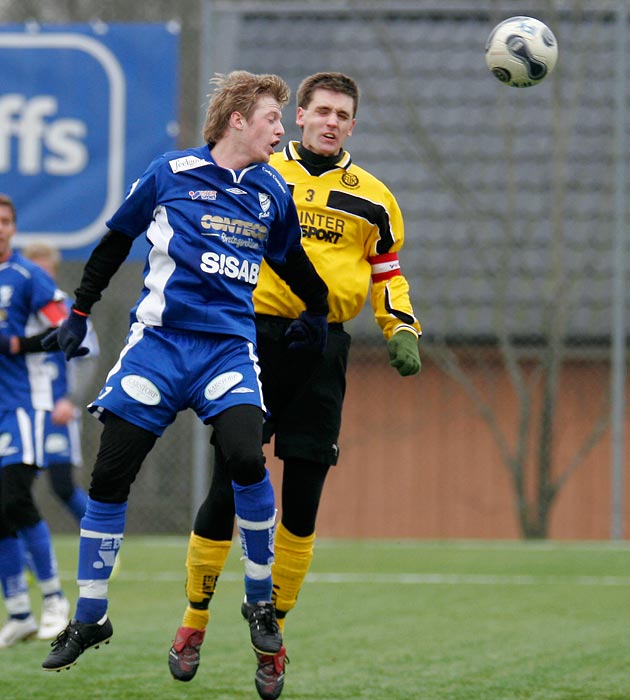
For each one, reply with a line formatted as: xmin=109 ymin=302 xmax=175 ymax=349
xmin=227 ymin=187 xmax=247 ymax=195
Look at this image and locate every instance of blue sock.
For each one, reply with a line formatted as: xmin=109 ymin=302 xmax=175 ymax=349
xmin=75 ymin=497 xmax=127 ymax=623
xmin=233 ymin=470 xmax=276 ymax=603
xmin=66 ymin=486 xmax=88 ymax=522
xmin=0 ymin=536 xmax=27 ymax=601
xmin=18 ymin=520 xmax=57 ymax=584
xmin=244 ymin=576 xmax=273 ymax=603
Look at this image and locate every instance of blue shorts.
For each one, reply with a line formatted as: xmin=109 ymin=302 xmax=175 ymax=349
xmin=43 ymin=413 xmax=83 ymax=467
xmin=0 ymin=407 xmax=48 ymax=468
xmin=89 ymin=323 xmax=266 ymax=436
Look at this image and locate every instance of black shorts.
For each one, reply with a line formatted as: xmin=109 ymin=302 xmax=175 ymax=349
xmin=255 ymin=314 xmax=351 ymax=466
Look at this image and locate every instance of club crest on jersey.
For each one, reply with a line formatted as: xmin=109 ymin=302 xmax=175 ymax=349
xmin=258 ymin=193 xmax=271 ymax=219
xmin=0 ymin=285 xmax=13 ymax=308
xmin=341 ymin=172 xmax=359 ymax=188
xmin=189 ymin=190 xmax=217 ymax=201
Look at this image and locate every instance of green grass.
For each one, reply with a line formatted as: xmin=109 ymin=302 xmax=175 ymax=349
xmin=4 ymin=537 xmax=630 ymax=700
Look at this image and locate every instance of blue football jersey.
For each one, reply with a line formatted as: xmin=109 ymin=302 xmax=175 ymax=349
xmin=106 ymin=144 xmax=303 ymax=342
xmin=0 ymin=252 xmax=65 ymax=411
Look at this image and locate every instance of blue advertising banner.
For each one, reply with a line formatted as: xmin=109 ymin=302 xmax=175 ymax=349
xmin=0 ymin=23 xmax=179 ymax=259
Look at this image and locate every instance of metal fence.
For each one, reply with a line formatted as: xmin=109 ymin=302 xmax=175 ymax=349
xmin=3 ymin=0 xmax=627 ymax=537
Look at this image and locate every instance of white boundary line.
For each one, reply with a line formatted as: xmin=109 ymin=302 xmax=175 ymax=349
xmin=57 ymin=570 xmax=630 ymax=586
xmin=134 ymin=537 xmax=630 ymax=552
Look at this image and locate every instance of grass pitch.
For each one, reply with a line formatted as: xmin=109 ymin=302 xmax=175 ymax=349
xmin=4 ymin=537 xmax=629 ymax=700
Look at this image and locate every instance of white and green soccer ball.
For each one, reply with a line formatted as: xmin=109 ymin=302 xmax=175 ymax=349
xmin=485 ymin=16 xmax=558 ymax=88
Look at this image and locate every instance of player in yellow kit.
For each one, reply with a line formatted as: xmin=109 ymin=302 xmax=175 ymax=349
xmin=169 ymin=72 xmax=421 ymax=698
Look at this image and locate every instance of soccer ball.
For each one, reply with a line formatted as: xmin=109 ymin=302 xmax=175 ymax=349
xmin=485 ymin=16 xmax=558 ymax=88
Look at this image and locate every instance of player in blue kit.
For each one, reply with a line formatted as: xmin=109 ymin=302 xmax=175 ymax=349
xmin=22 ymin=243 xmax=99 ymax=525
xmin=2 ymin=244 xmax=98 ymax=532
xmin=0 ymin=194 xmax=72 ymax=648
xmin=41 ymin=71 xmax=329 ymax=673
xmin=3 ymin=243 xmax=98 ymax=643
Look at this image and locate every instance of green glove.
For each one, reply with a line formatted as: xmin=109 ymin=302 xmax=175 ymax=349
xmin=388 ymin=330 xmax=421 ymax=376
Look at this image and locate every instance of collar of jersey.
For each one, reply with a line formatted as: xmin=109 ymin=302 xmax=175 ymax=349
xmin=285 ymin=141 xmax=352 ymax=171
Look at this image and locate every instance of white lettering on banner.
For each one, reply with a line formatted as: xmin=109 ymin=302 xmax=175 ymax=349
xmin=0 ymin=94 xmax=87 ymax=175
xmin=0 ymin=31 xmax=127 ymax=247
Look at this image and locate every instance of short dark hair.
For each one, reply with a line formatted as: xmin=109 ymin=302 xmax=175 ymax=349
xmin=0 ymin=193 xmax=16 ymax=223
xmin=296 ymin=72 xmax=360 ymax=117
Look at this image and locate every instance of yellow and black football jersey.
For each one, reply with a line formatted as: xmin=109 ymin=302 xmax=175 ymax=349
xmin=254 ymin=141 xmax=421 ymax=340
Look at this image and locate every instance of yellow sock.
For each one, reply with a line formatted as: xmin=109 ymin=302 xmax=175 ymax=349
xmin=181 ymin=533 xmax=231 ymax=630
xmin=271 ymin=523 xmax=315 ymax=633
xmin=182 ymin=606 xmax=210 ymax=630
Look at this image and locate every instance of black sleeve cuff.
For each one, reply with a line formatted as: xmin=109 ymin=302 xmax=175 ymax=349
xmin=17 ymin=330 xmax=58 ymax=354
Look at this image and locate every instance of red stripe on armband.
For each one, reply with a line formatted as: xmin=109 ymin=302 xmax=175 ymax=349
xmin=369 ymin=252 xmax=401 ymax=283
xmin=40 ymin=299 xmax=68 ymax=325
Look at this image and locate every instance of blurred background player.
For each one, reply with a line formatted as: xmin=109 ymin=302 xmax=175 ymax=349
xmin=41 ymin=71 xmax=329 ymax=673
xmin=0 ymin=195 xmax=71 ymax=647
xmin=170 ymin=72 xmax=421 ymax=699
xmin=21 ymin=243 xmax=100 ymax=525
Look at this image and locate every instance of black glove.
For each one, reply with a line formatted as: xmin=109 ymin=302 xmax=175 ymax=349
xmin=285 ymin=311 xmax=328 ymax=353
xmin=42 ymin=308 xmax=90 ymax=360
xmin=0 ymin=333 xmax=13 ymax=355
